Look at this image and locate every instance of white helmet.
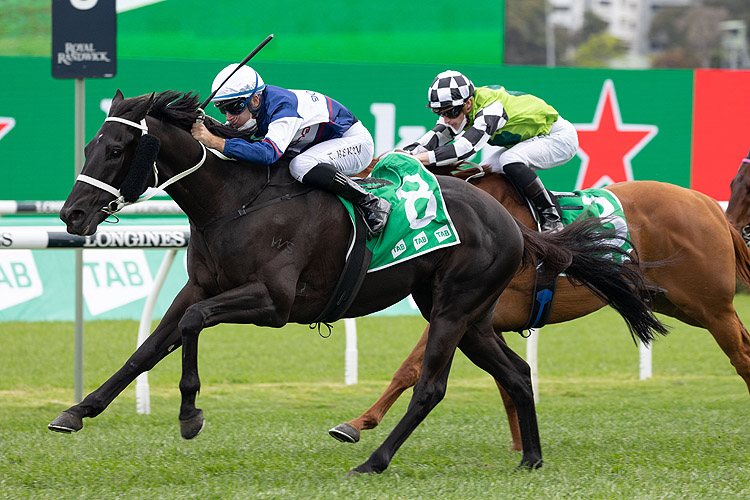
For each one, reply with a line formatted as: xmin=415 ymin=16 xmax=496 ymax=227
xmin=211 ymin=64 xmax=265 ymax=102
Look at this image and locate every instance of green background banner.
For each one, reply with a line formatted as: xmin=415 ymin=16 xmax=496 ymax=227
xmin=0 ymin=56 xmax=696 ymax=322
xmin=2 ymin=1 xmax=746 ymax=322
xmin=114 ymin=0 xmax=505 ymax=66
xmin=0 ymin=57 xmax=694 ymax=200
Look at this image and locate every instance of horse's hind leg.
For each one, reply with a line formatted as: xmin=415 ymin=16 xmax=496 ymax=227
xmin=459 ymin=325 xmax=542 ymax=469
xmin=331 ymin=325 xmax=524 ymax=454
xmin=494 ymin=379 xmax=523 ymax=451
xmin=330 ymin=325 xmax=428 ymax=443
xmin=695 ymin=307 xmax=750 ymax=393
xmin=349 ymin=317 xmax=464 ymax=475
xmin=657 ymin=281 xmax=750 ymax=394
xmin=493 ymin=333 xmax=523 ymax=452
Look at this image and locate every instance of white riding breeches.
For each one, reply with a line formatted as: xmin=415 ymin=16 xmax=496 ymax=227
xmin=486 ymin=117 xmax=579 ymax=174
xmin=288 ymin=121 xmax=375 ymax=181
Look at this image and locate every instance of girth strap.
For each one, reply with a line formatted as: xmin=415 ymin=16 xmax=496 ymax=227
xmin=311 ymin=209 xmax=372 ymax=324
xmin=517 ymin=260 xmax=560 ymax=335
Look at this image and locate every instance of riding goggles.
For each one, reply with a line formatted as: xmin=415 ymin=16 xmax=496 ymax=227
xmin=215 ymin=97 xmax=251 ymax=115
xmin=434 ymin=105 xmax=464 ymax=119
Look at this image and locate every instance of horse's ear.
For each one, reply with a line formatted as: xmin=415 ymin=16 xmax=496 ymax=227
xmin=109 ymin=90 xmax=124 ymax=116
xmin=132 ymin=92 xmax=156 ymax=121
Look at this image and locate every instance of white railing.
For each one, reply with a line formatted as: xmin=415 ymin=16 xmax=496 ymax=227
xmin=1 ymin=198 xmax=657 ymax=410
xmin=1 ymin=217 xmax=188 ymax=415
xmin=0 ymin=199 xmax=183 ymax=216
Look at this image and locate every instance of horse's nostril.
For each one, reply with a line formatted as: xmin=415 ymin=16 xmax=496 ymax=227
xmin=60 ymin=208 xmax=84 ymax=225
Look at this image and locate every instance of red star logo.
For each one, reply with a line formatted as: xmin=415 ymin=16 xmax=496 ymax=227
xmin=574 ymin=80 xmax=657 ymax=189
xmin=0 ymin=117 xmax=16 ymax=142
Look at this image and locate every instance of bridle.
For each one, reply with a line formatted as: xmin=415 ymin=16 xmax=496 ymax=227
xmin=735 ymin=158 xmax=750 ymax=244
xmin=75 ymin=115 xmax=208 ymax=215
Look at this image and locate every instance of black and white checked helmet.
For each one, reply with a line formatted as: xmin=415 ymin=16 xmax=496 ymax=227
xmin=427 ymin=70 xmax=475 ymax=109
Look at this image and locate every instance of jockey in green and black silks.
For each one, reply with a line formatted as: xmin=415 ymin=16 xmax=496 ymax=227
xmin=404 ymin=70 xmax=579 ymax=233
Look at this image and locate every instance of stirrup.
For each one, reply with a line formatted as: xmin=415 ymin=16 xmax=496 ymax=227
xmin=358 ymin=198 xmax=391 ymax=238
xmin=538 ymin=204 xmax=563 ymax=233
xmin=540 ymin=217 xmax=563 ymax=233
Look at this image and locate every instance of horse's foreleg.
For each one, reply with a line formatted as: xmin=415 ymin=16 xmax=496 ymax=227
xmin=330 ymin=325 xmax=428 ymax=443
xmin=176 ymin=280 xmax=292 ymax=440
xmin=48 ymin=284 xmax=203 ymax=433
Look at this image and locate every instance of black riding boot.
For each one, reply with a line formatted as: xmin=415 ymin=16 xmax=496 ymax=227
xmin=303 ymin=163 xmax=391 ymax=236
xmin=504 ymin=162 xmax=563 ymax=232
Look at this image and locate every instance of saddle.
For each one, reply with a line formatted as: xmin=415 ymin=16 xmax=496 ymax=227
xmin=313 ymin=153 xmax=462 ymax=326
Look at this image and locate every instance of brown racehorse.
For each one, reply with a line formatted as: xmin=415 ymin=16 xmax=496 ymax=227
xmin=725 ymin=150 xmax=750 ymax=241
xmin=330 ymin=161 xmax=750 ymax=451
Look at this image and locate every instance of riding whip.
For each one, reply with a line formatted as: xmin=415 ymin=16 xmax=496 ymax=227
xmin=199 ymin=34 xmax=274 ymax=110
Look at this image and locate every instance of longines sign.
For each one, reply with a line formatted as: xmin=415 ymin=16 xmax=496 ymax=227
xmin=52 ymin=0 xmax=116 ymax=79
xmin=0 ymin=229 xmax=190 ymax=249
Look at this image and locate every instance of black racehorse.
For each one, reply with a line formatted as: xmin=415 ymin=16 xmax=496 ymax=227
xmin=49 ymin=90 xmax=667 ymax=475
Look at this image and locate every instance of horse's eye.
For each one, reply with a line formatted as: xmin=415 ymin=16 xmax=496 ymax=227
xmin=111 ymin=148 xmax=122 ymax=158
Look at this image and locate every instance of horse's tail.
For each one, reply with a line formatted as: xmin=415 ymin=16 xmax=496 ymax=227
xmin=728 ymin=221 xmax=750 ymax=287
xmin=517 ymin=217 xmax=669 ymax=345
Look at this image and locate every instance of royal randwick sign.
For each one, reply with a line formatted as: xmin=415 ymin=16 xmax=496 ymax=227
xmin=52 ymin=0 xmax=116 ymax=79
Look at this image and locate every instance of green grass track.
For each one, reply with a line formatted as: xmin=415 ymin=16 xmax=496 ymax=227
xmin=2 ymin=300 xmax=749 ymax=499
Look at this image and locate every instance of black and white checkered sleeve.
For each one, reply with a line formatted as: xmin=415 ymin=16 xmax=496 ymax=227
xmin=402 ymin=122 xmax=456 ymax=152
xmin=428 ymin=102 xmax=508 ymax=167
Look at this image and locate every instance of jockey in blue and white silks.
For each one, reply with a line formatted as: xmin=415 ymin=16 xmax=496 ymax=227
xmin=223 ymin=86 xmax=357 ymax=170
xmin=191 ymin=64 xmax=390 ymax=235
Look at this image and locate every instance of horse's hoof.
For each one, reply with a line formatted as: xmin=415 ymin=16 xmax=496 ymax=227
xmin=516 ymin=458 xmax=544 ymax=471
xmin=346 ymin=464 xmax=380 ymax=477
xmin=48 ymin=411 xmax=83 ymax=433
xmin=179 ymin=409 xmax=204 ymax=440
xmin=329 ymin=422 xmax=360 ymax=443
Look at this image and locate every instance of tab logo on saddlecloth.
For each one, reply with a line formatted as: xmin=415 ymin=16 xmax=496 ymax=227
xmin=413 ymin=231 xmax=428 ymax=251
xmin=434 ymin=225 xmax=452 ymax=243
xmin=391 ymin=239 xmax=407 ymax=259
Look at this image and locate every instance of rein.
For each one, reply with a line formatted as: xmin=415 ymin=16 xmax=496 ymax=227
xmin=448 ymin=161 xmax=488 ymax=182
xmin=80 ymin=112 xmax=312 ymax=231
xmin=192 ymin=163 xmax=313 ymax=231
xmin=75 ymin=116 xmax=207 ymax=215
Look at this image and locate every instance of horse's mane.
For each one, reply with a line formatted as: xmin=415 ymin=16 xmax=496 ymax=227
xmin=146 ymin=90 xmax=201 ymax=130
xmin=137 ymin=90 xmax=256 ymax=142
xmin=430 ymin=161 xmax=493 ymax=180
